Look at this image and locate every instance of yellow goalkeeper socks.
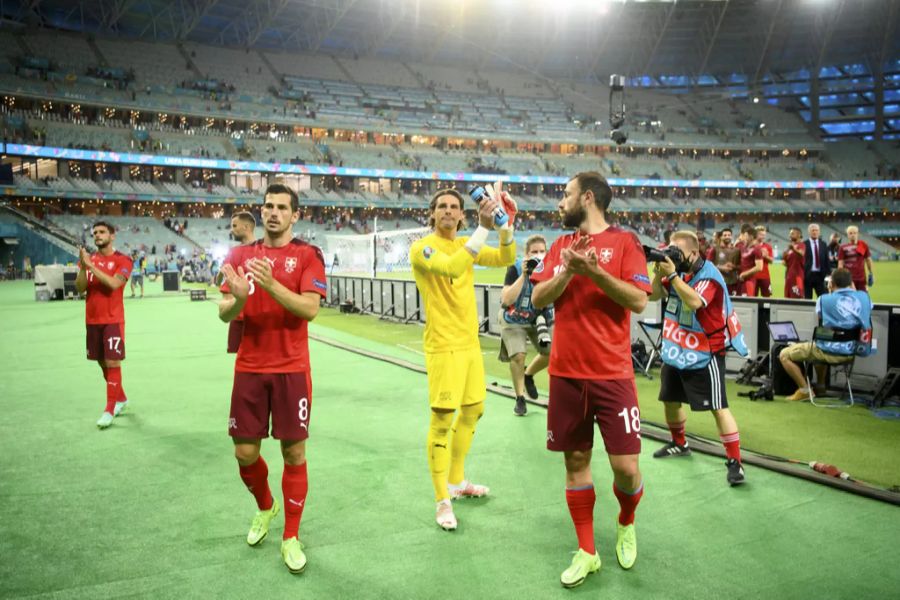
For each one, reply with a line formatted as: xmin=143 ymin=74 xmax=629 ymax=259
xmin=428 ymin=409 xmax=455 ymax=501
xmin=449 ymin=402 xmax=484 ymax=485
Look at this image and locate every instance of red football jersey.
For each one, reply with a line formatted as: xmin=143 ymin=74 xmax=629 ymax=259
xmin=838 ymin=241 xmax=870 ymax=281
xmin=663 ymin=276 xmax=726 ymax=353
xmin=755 ymin=243 xmax=773 ymax=280
xmin=784 ymin=242 xmax=805 ymax=298
xmin=531 ymin=227 xmax=651 ymax=380
xmin=740 ymin=243 xmax=762 ymax=273
xmin=85 ymin=251 xmax=132 ymax=324
xmin=221 ymin=239 xmax=327 ymax=373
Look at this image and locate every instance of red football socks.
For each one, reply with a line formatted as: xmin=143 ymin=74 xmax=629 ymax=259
xmin=720 ymin=431 xmax=741 ymax=462
xmin=565 ymin=485 xmax=596 ymax=554
xmin=613 ymin=481 xmax=644 ymax=526
xmin=667 ymin=420 xmax=687 ymax=446
xmin=238 ymin=456 xmax=274 ymax=511
xmin=104 ymin=366 xmax=122 ymax=414
xmin=282 ymin=462 xmax=309 ymax=540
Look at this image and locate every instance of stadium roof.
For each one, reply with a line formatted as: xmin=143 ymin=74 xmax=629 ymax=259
xmin=2 ymin=0 xmax=898 ymax=82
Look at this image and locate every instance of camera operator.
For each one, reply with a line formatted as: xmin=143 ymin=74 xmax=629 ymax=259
xmin=647 ymin=231 xmax=749 ymax=487
xmin=499 ymin=234 xmax=553 ymax=416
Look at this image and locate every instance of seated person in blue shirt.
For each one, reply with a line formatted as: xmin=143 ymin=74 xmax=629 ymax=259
xmin=778 ymin=268 xmax=874 ymax=401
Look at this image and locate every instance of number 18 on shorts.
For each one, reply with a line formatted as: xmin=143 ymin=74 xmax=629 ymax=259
xmin=546 ymin=376 xmax=642 ymax=455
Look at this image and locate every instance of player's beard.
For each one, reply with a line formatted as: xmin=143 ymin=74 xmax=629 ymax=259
xmin=95 ymin=238 xmax=109 ymax=249
xmin=265 ymin=220 xmax=292 ymax=238
xmin=561 ymin=204 xmax=585 ymax=229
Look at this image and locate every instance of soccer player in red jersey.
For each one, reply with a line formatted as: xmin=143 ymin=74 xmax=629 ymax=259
xmin=712 ymin=228 xmax=741 ymax=295
xmin=225 ymin=210 xmax=256 ymax=354
xmin=532 ymin=172 xmax=650 ymax=588
xmin=753 ymin=226 xmax=773 ymax=297
xmin=737 ymin=224 xmax=763 ymax=296
xmin=218 ymin=184 xmax=326 ymax=574
xmin=838 ymin=225 xmax=874 ymax=292
xmin=782 ymin=227 xmax=806 ymax=298
xmin=75 ymin=221 xmax=133 ymax=429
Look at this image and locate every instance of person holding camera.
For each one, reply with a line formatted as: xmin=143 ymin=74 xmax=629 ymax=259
xmin=499 ymin=234 xmax=554 ymax=416
xmin=648 ymin=231 xmax=749 ymax=487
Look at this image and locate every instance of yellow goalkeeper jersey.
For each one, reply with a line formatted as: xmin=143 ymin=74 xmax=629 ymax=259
xmin=410 ymin=231 xmax=516 ymax=353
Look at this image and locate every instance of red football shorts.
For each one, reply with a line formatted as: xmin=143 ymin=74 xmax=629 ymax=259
xmin=229 ymin=371 xmax=312 ymax=441
xmin=227 ymin=319 xmax=244 ymax=354
xmin=86 ymin=322 xmax=125 ymax=361
xmin=546 ymin=375 xmax=642 ymax=455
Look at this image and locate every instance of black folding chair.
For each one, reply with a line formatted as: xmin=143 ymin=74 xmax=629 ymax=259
xmin=804 ymin=327 xmax=859 ymax=408
xmin=634 ymin=320 xmax=663 ymax=379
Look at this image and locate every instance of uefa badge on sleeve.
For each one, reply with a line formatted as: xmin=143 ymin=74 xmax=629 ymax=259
xmin=423 ymin=246 xmax=434 ymax=260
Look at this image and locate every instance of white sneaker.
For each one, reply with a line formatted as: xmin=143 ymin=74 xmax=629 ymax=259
xmin=436 ymin=500 xmax=457 ymax=531
xmin=448 ymin=480 xmax=490 ymax=499
xmin=96 ymin=412 xmax=114 ymax=429
xmin=113 ymin=400 xmax=128 ymax=416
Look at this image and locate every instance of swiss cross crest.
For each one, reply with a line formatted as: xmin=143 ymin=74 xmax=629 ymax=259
xmin=284 ymin=257 xmax=298 ymax=273
xmin=107 ymin=261 xmax=114 ymax=269
xmin=598 ymin=248 xmax=614 ymax=264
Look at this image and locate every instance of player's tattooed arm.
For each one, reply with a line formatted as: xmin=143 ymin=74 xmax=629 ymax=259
xmin=79 ymin=248 xmax=127 ymax=290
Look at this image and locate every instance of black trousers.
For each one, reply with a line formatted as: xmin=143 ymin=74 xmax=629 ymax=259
xmin=804 ymin=272 xmax=827 ymax=299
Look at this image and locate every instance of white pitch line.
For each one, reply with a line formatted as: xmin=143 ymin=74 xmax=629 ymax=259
xmin=398 ymin=343 xmax=426 ymax=356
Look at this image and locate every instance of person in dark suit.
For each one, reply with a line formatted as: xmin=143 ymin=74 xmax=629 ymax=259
xmin=804 ymin=223 xmax=830 ymax=299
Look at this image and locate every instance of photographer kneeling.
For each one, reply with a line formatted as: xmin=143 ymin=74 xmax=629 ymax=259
xmin=648 ymin=231 xmax=749 ymax=486
xmin=499 ymin=234 xmax=554 ymax=416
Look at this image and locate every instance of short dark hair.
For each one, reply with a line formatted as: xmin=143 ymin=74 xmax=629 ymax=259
xmin=831 ymin=268 xmax=852 ymax=289
xmin=790 ymin=226 xmax=802 ymax=235
xmin=429 ymin=188 xmax=465 ymax=230
xmin=720 ymin=227 xmax=732 ymax=235
xmin=571 ymin=171 xmax=612 ymax=214
xmin=525 ymin=234 xmax=547 ymax=253
xmin=92 ymin=220 xmax=115 ymax=234
xmin=232 ymin=211 xmax=256 ymax=227
xmin=264 ymin=183 xmax=299 ymax=212
xmin=740 ymin=223 xmax=756 ymax=236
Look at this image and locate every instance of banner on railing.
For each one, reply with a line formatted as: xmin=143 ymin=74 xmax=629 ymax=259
xmin=5 ymin=144 xmax=900 ymax=189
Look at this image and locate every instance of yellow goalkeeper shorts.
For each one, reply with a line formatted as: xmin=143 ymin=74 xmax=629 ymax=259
xmin=424 ymin=347 xmax=486 ymax=410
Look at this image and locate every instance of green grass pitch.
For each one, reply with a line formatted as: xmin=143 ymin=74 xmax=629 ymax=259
xmin=1 ymin=279 xmax=898 ymax=599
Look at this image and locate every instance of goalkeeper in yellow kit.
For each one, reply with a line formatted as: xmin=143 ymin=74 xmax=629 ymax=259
xmin=410 ymin=185 xmax=517 ymax=530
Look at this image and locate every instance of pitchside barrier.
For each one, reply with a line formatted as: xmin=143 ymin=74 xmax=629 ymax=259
xmin=326 ymin=274 xmax=899 ymax=393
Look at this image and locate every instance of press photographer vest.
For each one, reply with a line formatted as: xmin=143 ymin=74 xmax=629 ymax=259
xmin=503 ymin=258 xmax=554 ymax=326
xmin=816 ymin=289 xmax=874 ymax=357
xmin=661 ymin=260 xmax=748 ymax=370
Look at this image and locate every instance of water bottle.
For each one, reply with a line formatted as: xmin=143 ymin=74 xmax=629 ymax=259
xmin=469 ymin=185 xmax=508 ymax=227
